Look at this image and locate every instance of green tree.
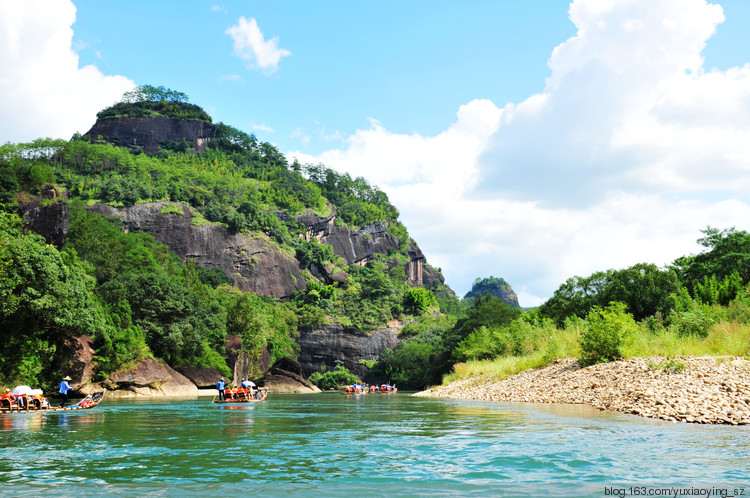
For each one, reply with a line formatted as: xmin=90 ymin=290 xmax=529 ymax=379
xmin=673 ymin=227 xmax=750 ymax=290
xmin=0 ymin=211 xmax=110 ymax=386
xmin=375 ymin=342 xmax=441 ymax=389
xmin=308 ymin=364 xmax=361 ymax=390
xmin=451 ymin=294 xmax=522 ymax=345
xmin=579 ymin=302 xmax=637 ymax=366
xmin=403 ymin=287 xmax=438 ymax=315
xmin=539 ymin=263 xmax=679 ymax=324
xmin=222 ymin=287 xmax=299 ymax=375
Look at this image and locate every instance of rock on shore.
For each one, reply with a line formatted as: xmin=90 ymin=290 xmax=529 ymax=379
xmin=414 ymin=356 xmax=750 ymax=425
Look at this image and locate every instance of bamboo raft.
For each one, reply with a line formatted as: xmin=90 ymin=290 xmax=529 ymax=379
xmin=0 ymin=391 xmax=105 ymax=414
xmin=212 ymin=388 xmax=268 ymax=403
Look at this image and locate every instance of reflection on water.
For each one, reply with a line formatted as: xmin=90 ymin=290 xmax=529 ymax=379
xmin=1 ymin=393 xmax=749 ymax=495
xmin=1 ymin=413 xmax=45 ymax=432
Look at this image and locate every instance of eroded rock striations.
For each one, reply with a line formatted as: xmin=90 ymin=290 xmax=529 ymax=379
xmin=19 ymin=185 xmax=69 ymax=247
xmin=297 ymin=324 xmax=399 ymax=381
xmin=415 ymin=356 xmax=750 ymax=425
xmin=86 ymin=116 xmax=217 ymax=154
xmin=88 ymin=201 xmax=307 ymax=300
xmin=296 ymin=210 xmax=444 ymax=288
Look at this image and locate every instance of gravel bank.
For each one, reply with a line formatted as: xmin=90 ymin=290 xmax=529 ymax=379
xmin=413 ymin=356 xmax=750 ymax=425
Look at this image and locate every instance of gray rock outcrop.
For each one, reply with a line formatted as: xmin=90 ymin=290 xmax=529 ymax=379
xmin=296 ymin=210 xmax=441 ymax=287
xmin=86 ymin=116 xmax=217 ymax=154
xmin=259 ymin=357 xmax=321 ymax=394
xmin=176 ymin=366 xmax=223 ymax=389
xmin=226 ymin=339 xmax=271 ymax=387
xmin=66 ymin=335 xmax=96 ymax=386
xmin=19 ymin=185 xmax=69 ymax=247
xmin=88 ymin=201 xmax=307 ymax=299
xmin=298 ymin=324 xmax=400 ymax=380
xmin=97 ymin=357 xmax=199 ymax=397
xmin=298 ymin=211 xmax=399 ymax=265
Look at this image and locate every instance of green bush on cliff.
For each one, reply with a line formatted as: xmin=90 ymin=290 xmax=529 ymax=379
xmin=296 ymin=238 xmax=334 ymax=271
xmin=97 ymin=85 xmax=212 ymax=122
xmin=220 ymin=286 xmax=299 ymax=374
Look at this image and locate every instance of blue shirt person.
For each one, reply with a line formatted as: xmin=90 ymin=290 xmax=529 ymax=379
xmin=59 ymin=376 xmax=74 ymax=408
xmin=217 ymin=378 xmax=226 ymax=401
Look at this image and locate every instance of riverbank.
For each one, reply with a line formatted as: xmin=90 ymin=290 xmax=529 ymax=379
xmin=414 ymin=356 xmax=750 ymax=425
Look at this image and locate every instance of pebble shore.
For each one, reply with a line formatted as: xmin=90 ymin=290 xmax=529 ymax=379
xmin=413 ymin=356 xmax=750 ymax=425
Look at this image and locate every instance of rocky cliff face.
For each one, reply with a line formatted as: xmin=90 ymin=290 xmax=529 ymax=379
xmin=297 ymin=324 xmax=399 ymax=381
xmin=88 ymin=201 xmax=308 ymax=299
xmin=19 ymin=185 xmax=69 ymax=247
xmin=296 ymin=210 xmax=444 ymax=288
xmin=259 ymin=357 xmax=321 ymax=394
xmin=86 ymin=116 xmax=217 ymax=154
xmin=297 ymin=211 xmax=399 ymax=265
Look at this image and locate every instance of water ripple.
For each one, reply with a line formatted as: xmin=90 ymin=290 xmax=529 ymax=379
xmin=1 ymin=394 xmax=749 ymax=494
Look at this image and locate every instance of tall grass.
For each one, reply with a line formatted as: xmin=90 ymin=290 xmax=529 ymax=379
xmin=443 ymin=318 xmax=750 ymax=385
xmin=623 ymin=321 xmax=750 ymax=358
xmin=444 ymin=352 xmax=549 ymax=384
xmin=444 ymin=322 xmax=581 ymax=384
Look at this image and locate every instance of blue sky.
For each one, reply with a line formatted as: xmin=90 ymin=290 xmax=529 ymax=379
xmin=69 ymin=1 xmax=574 ymax=154
xmin=3 ymin=0 xmax=750 ymax=306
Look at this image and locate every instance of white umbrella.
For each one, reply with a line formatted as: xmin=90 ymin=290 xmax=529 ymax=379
xmin=247 ymin=381 xmax=256 ymax=387
xmin=11 ymin=385 xmax=32 ymax=395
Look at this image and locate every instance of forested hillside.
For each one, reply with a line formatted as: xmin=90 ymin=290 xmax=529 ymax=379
xmin=2 ymin=85 xmax=748 ymax=393
xmin=0 ymin=86 xmax=457 ymax=390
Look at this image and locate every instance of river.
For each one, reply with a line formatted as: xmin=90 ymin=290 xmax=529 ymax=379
xmin=1 ymin=393 xmax=748 ymax=496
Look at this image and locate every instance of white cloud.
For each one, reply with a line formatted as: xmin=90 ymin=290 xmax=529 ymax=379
xmin=0 ymin=1 xmax=134 ymax=143
xmin=225 ymin=17 xmax=291 ymax=74
xmin=252 ymin=123 xmax=274 ymax=133
xmin=287 ymin=0 xmax=750 ymax=306
xmin=219 ymin=74 xmax=244 ymax=83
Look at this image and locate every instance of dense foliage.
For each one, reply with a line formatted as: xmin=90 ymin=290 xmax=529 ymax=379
xmin=308 ymin=364 xmax=361 ymax=390
xmin=0 ymin=210 xmax=108 ymax=386
xmin=302 ymin=162 xmax=399 ymax=228
xmin=97 ymin=85 xmax=212 ymax=122
xmin=373 ymin=226 xmax=750 ymax=388
xmin=3 ymin=85 xmax=749 ymax=392
xmin=0 ymin=86 xmax=444 ymax=389
xmin=538 ymin=263 xmax=680 ymax=325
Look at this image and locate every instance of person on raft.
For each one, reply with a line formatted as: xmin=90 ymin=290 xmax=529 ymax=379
xmin=217 ymin=377 xmax=226 ymax=401
xmin=59 ymin=376 xmax=75 ymax=408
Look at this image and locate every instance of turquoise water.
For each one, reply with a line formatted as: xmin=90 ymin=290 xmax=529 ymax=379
xmin=1 ymin=393 xmax=748 ymax=496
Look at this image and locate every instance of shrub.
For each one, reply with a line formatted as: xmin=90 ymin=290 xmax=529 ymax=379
xmin=403 ymin=287 xmax=438 ymax=316
xmin=579 ymin=302 xmax=636 ymax=366
xmin=669 ymin=308 xmax=714 ymax=338
xmin=661 ymin=359 xmax=686 ymax=374
xmin=309 ymin=364 xmax=361 ymax=390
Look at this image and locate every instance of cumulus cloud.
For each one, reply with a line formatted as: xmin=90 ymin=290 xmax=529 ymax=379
xmin=477 ymin=0 xmax=733 ymax=208
xmin=0 ymin=1 xmax=134 ymax=143
xmin=252 ymin=123 xmax=274 ymax=133
xmin=287 ymin=0 xmax=750 ymax=306
xmin=225 ymin=17 xmax=291 ymax=74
